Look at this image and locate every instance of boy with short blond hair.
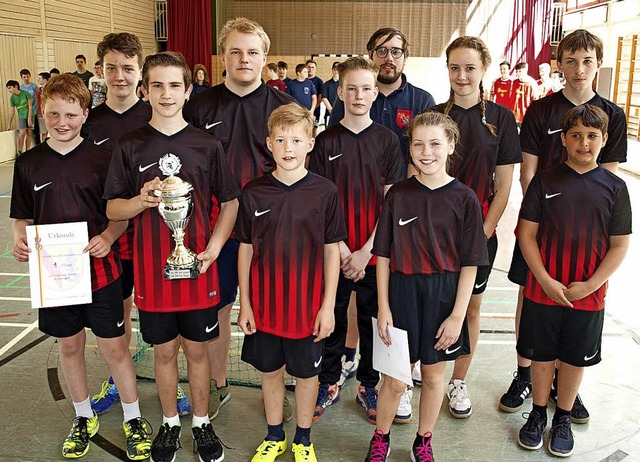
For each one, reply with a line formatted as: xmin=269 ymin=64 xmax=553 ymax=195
xmin=104 ymin=51 xmax=240 ymax=462
xmin=516 ymin=104 xmax=631 ymax=457
xmin=11 ymin=73 xmax=151 ymax=460
xmin=238 ymin=102 xmax=345 ymax=462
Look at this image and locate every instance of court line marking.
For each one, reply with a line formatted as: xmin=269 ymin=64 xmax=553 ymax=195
xmin=0 ymin=319 xmax=39 ymax=357
xmin=0 ymin=272 xmax=28 ymax=276
xmin=0 ymin=296 xmax=31 ymax=301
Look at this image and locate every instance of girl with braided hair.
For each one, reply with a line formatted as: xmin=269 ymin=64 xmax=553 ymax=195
xmin=432 ymin=36 xmax=522 ymax=419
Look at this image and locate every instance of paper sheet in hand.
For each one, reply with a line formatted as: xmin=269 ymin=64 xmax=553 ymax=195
xmin=26 ymin=222 xmax=92 ymax=308
xmin=372 ymin=317 xmax=413 ymax=386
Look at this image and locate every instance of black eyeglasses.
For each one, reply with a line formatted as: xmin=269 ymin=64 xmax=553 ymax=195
xmin=374 ymin=47 xmax=405 ymax=59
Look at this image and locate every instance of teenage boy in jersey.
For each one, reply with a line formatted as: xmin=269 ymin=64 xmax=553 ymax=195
xmin=490 ymin=61 xmax=514 ymax=109
xmin=184 ymin=17 xmax=296 ymax=421
xmin=323 ymin=61 xmax=340 ymax=126
xmin=286 ymin=63 xmax=317 ymax=113
xmin=277 ymin=61 xmax=292 ymax=89
xmin=516 ymin=104 xmax=630 ymax=457
xmin=306 ymin=59 xmax=324 ymax=134
xmin=309 ymin=57 xmax=404 ymax=425
xmin=328 ymin=27 xmax=435 ymax=171
xmin=501 ymin=29 xmax=627 ymax=422
xmin=512 ymin=62 xmax=537 ymax=125
xmin=20 ymin=69 xmax=39 ymax=144
xmin=104 ymin=52 xmax=240 ymax=462
xmin=238 ymin=103 xmax=345 ymax=462
xmin=6 ymin=80 xmax=33 ymax=155
xmin=11 ymin=74 xmax=151 ymax=460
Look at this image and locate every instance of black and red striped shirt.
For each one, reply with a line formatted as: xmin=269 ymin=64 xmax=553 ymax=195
xmin=308 ymin=122 xmax=404 ymax=265
xmin=373 ymin=177 xmax=488 ymax=275
xmin=83 ymin=100 xmax=152 ymax=260
xmin=11 ymin=139 xmax=121 ymax=291
xmin=236 ymin=172 xmax=347 ymax=339
xmin=103 ymin=124 xmax=241 ymax=312
xmin=520 ymin=164 xmax=631 ymax=311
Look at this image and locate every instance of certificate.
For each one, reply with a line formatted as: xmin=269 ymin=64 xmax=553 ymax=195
xmin=372 ymin=318 xmax=413 ymax=387
xmin=26 ymin=222 xmax=92 ymax=309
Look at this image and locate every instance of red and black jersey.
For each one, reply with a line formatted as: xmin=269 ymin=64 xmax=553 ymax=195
xmin=433 ymin=101 xmax=522 ymax=219
xmin=491 ymin=78 xmax=515 ymax=110
xmin=11 ymin=139 xmax=121 ymax=291
xmin=83 ymin=100 xmax=152 ymax=260
xmin=183 ymin=83 xmax=295 ymax=188
xmin=373 ymin=177 xmax=488 ymax=275
xmin=520 ymin=91 xmax=627 ymax=172
xmin=520 ymin=164 xmax=631 ymax=311
xmin=308 ymin=123 xmax=404 ymax=264
xmin=512 ymin=79 xmax=535 ymax=124
xmin=103 ymin=124 xmax=241 ymax=313
xmin=236 ymin=172 xmax=347 ymax=339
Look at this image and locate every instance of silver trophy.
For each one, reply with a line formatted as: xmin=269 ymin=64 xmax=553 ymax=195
xmin=157 ymin=153 xmax=201 ymax=280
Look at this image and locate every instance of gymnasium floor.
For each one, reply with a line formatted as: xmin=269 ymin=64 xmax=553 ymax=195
xmin=0 ymin=157 xmax=639 ymax=462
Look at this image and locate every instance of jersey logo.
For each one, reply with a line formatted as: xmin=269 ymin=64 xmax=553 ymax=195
xmin=33 ymin=182 xmax=52 ymax=191
xmin=547 ymin=128 xmax=562 ymax=135
xmin=117 ymin=320 xmax=125 ymax=328
xmin=398 ymin=217 xmax=417 ymax=226
xmin=545 ymin=192 xmax=561 ymax=199
xmin=474 ymin=279 xmax=488 ymax=289
xmin=255 ymin=209 xmax=271 ymax=217
xmin=205 ymin=121 xmax=222 ymax=130
xmin=205 ymin=321 xmax=219 ymax=333
xmin=139 ymin=162 xmax=157 ymax=172
xmin=396 ymin=109 xmax=413 ymax=128
xmin=328 ymin=153 xmax=343 ymax=161
xmin=584 ymin=351 xmax=598 ymax=361
xmin=94 ymin=138 xmax=110 ymax=145
xmin=314 ymin=355 xmax=323 ymax=368
xmin=445 ymin=345 xmax=461 ymax=355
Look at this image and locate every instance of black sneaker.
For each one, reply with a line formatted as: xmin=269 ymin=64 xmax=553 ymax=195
xmin=499 ymin=372 xmax=532 ymax=413
xmin=518 ymin=409 xmax=547 ymax=450
xmin=548 ymin=414 xmax=574 ymax=457
xmin=192 ymin=423 xmax=223 ymax=462
xmin=150 ymin=423 xmax=181 ymax=462
xmin=123 ymin=417 xmax=153 ymax=460
xmin=549 ymin=388 xmax=590 ymax=424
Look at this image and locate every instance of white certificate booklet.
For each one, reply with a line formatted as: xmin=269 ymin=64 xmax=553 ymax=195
xmin=372 ymin=317 xmax=413 ymax=387
xmin=26 ymin=222 xmax=92 ymax=309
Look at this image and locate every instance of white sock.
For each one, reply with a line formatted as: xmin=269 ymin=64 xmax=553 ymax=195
xmin=121 ymin=399 xmax=141 ymax=423
xmin=73 ymin=397 xmax=94 ymax=419
xmin=192 ymin=414 xmax=210 ymax=428
xmin=163 ymin=414 xmax=181 ymax=427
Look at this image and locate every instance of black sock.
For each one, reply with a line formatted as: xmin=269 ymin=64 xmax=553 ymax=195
xmin=413 ymin=432 xmax=431 ymax=448
xmin=375 ymin=429 xmax=390 ymax=442
xmin=344 ymin=348 xmax=356 ymax=362
xmin=554 ymin=406 xmax=571 ymax=421
xmin=517 ymin=365 xmax=531 ymax=382
xmin=293 ymin=426 xmax=311 ymax=446
xmin=266 ymin=423 xmax=284 ymax=442
xmin=533 ymin=403 xmax=547 ymax=418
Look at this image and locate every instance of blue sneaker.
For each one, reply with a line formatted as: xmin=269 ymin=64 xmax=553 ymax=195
xmin=91 ymin=377 xmax=120 ymax=414
xmin=356 ymin=385 xmax=378 ymax=424
xmin=177 ymin=385 xmax=191 ymax=416
xmin=518 ymin=408 xmax=547 ymax=450
xmin=549 ymin=414 xmax=574 ymax=457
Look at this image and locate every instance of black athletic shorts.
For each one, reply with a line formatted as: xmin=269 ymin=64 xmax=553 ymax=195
xmin=38 ymin=279 xmax=124 ymax=339
xmin=389 ymin=272 xmax=470 ymax=365
xmin=517 ymin=298 xmax=604 ymax=367
xmin=507 ymin=239 xmax=528 ymax=286
xmin=120 ymin=259 xmax=134 ymax=299
xmin=138 ymin=305 xmax=219 ymax=345
xmin=216 ymin=238 xmax=240 ymax=307
xmin=472 ymin=235 xmax=498 ymax=295
xmin=242 ymin=330 xmax=324 ymax=379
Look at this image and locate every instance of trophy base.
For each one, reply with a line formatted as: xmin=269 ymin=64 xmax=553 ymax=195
xmin=163 ymin=262 xmax=201 ymax=280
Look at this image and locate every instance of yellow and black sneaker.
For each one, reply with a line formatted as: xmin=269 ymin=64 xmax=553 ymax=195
xmin=123 ymin=417 xmax=153 ymax=460
xmin=62 ymin=413 xmax=100 ymax=458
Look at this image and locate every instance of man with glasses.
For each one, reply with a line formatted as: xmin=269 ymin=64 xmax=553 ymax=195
xmin=328 ymin=27 xmax=435 ymax=171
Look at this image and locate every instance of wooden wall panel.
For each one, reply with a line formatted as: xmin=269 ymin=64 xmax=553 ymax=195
xmin=0 ymin=0 xmax=41 ymax=35
xmin=0 ymin=35 xmax=38 ymax=131
xmin=112 ymin=0 xmax=158 ymax=57
xmin=53 ymin=39 xmax=100 ymax=73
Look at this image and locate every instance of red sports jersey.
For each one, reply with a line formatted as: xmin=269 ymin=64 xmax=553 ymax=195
xmin=103 ymin=124 xmax=241 ymax=312
xmin=520 ymin=91 xmax=627 ymax=172
xmin=236 ymin=173 xmax=347 ymax=339
xmin=520 ymin=164 xmax=631 ymax=311
xmin=491 ymin=78 xmax=515 ymax=110
xmin=373 ymin=177 xmax=488 ymax=275
xmin=11 ymin=139 xmax=121 ymax=291
xmin=512 ymin=79 xmax=535 ymax=124
xmin=308 ymin=123 xmax=404 ymax=265
xmin=83 ymin=100 xmax=152 ymax=260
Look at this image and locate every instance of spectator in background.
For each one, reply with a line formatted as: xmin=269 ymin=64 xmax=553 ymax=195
xmin=277 ymin=61 xmax=291 ymax=88
xmin=19 ymin=69 xmax=38 ymax=144
xmin=6 ymin=80 xmax=33 ymax=155
xmin=88 ymin=60 xmax=107 ymax=108
xmin=49 ymin=67 xmax=60 ymax=77
xmin=72 ymin=54 xmax=94 ymax=88
xmin=549 ymin=70 xmax=565 ymax=93
xmin=490 ymin=61 xmax=515 ymax=110
xmin=512 ymin=62 xmax=537 ymax=125
xmin=265 ymin=63 xmax=286 ymax=91
xmin=306 ymin=59 xmax=324 ymax=134
xmin=536 ymin=63 xmax=552 ymax=99
xmin=192 ymin=63 xmax=211 ymax=96
xmin=286 ymin=63 xmax=317 ymax=113
xmin=35 ymin=72 xmax=49 ymax=142
xmin=323 ymin=61 xmax=340 ymax=126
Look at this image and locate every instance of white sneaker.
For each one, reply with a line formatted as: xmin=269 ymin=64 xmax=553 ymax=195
xmin=394 ymin=386 xmax=413 ymax=423
xmin=337 ymin=355 xmax=358 ymax=388
xmin=447 ymin=379 xmax=472 ymax=418
xmin=412 ymin=361 xmax=422 ymax=386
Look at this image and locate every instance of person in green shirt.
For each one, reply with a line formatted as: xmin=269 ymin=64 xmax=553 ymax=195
xmin=6 ymin=80 xmax=33 ymax=155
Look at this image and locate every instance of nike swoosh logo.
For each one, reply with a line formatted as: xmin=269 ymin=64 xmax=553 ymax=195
xmin=33 ymin=182 xmax=52 ymax=191
xmin=328 ymin=153 xmax=343 ymax=161
xmin=117 ymin=320 xmax=125 ymax=328
xmin=139 ymin=162 xmax=157 ymax=172
xmin=205 ymin=321 xmax=219 ymax=333
xmin=398 ymin=217 xmax=417 ymax=226
xmin=474 ymin=279 xmax=488 ymax=289
xmin=94 ymin=138 xmax=110 ymax=145
xmin=545 ymin=192 xmax=561 ymax=199
xmin=314 ymin=356 xmax=323 ymax=368
xmin=547 ymin=128 xmax=562 ymax=135
xmin=255 ymin=209 xmax=271 ymax=217
xmin=584 ymin=351 xmax=598 ymax=361
xmin=445 ymin=345 xmax=461 ymax=355
xmin=205 ymin=121 xmax=222 ymax=129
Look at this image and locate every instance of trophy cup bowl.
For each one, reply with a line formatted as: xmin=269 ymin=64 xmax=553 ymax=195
xmin=158 ymin=175 xmax=201 ymax=280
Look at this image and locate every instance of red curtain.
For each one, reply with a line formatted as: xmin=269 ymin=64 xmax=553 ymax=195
xmin=503 ymin=0 xmax=553 ymax=74
xmin=167 ymin=0 xmax=212 ymax=81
